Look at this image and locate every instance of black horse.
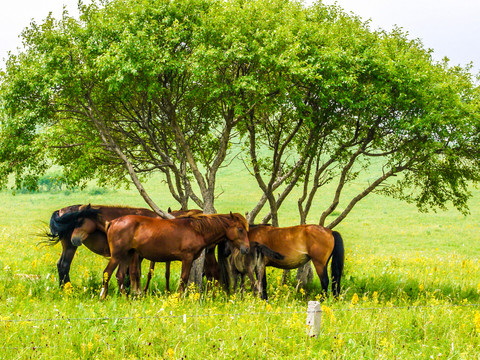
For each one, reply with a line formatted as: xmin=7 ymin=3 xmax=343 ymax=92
xmin=46 ymin=204 xmax=157 ymax=289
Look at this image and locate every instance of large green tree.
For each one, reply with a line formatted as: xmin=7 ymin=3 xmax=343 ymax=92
xmin=241 ymin=3 xmax=480 ymax=229
xmin=1 ymin=0 xmax=479 ymax=289
xmin=0 ymin=0 xmax=295 ymax=214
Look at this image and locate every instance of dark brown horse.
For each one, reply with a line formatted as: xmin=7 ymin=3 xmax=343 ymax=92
xmin=101 ymin=212 xmax=250 ymax=299
xmin=228 ymin=241 xmax=284 ymax=296
xmin=47 ymin=204 xmax=158 ymax=292
xmin=247 ymin=224 xmax=345 ymax=300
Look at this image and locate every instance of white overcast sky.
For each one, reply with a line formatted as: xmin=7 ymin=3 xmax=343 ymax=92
xmin=0 ymin=0 xmax=479 ymax=75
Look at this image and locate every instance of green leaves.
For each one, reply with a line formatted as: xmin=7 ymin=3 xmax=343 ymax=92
xmin=1 ymin=0 xmax=479 ymax=215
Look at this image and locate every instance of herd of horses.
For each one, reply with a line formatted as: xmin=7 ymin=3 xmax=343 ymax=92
xmin=47 ymin=204 xmax=345 ymax=300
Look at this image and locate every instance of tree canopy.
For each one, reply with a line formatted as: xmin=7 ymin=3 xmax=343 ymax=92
xmin=1 ymin=0 xmax=479 ymax=224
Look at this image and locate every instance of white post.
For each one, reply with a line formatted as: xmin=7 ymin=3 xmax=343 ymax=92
xmin=306 ymin=301 xmax=321 ymax=338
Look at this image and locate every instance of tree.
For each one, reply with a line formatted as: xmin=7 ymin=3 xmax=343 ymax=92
xmin=239 ymin=3 xmax=480 ymax=287
xmin=0 ymin=0 xmax=302 ymax=287
xmin=1 ymin=0 xmax=479 ymax=290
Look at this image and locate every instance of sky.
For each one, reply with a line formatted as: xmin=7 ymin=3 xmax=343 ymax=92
xmin=0 ymin=0 xmax=479 ymax=75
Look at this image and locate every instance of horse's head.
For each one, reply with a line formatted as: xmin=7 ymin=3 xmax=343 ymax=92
xmin=70 ymin=205 xmax=102 ymax=246
xmin=225 ymin=212 xmax=250 ymax=255
xmin=71 ymin=217 xmax=98 ymax=246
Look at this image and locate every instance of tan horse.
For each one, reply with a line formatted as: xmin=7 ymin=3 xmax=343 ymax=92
xmin=143 ymin=208 xmax=202 ymax=292
xmin=247 ymin=224 xmax=345 ymax=299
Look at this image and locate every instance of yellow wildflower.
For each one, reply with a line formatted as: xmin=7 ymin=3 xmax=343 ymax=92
xmin=64 ymin=282 xmax=73 ymax=295
xmin=474 ymin=312 xmax=480 ymax=333
xmin=321 ymin=305 xmax=335 ymax=323
xmin=351 ymin=293 xmax=359 ymax=305
xmin=166 ymin=348 xmax=175 ymax=358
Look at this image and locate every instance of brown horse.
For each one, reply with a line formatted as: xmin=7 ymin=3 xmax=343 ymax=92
xmin=143 ymin=208 xmax=202 ymax=292
xmin=247 ymin=224 xmax=345 ymax=300
xmin=101 ymin=212 xmax=250 ymax=299
xmin=47 ymin=204 xmax=158 ymax=290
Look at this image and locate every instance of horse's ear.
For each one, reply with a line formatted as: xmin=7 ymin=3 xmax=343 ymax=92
xmin=168 ymin=207 xmax=172 ymax=213
xmin=86 ymin=204 xmax=91 ymax=210
xmin=230 ymin=211 xmax=234 ymax=219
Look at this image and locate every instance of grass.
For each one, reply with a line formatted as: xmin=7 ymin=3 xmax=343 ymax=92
xmin=0 ymin=160 xmax=480 ymax=359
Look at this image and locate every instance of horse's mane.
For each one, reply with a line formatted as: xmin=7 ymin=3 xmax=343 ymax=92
xmin=46 ymin=206 xmax=102 ymax=243
xmin=171 ymin=209 xmax=203 ymax=218
xmin=186 ymin=213 xmax=248 ymax=235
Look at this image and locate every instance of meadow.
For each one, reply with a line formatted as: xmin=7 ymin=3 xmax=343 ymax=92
xmin=0 ymin=161 xmax=479 ymax=359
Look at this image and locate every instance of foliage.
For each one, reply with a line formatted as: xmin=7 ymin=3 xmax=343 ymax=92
xmin=1 ymin=0 xmax=479 ymax=223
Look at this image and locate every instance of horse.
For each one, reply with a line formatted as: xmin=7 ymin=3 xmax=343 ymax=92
xmin=247 ymin=224 xmax=345 ymax=300
xmin=143 ymin=208 xmax=202 ymax=292
xmin=47 ymin=204 xmax=164 ymax=294
xmin=101 ymin=212 xmax=250 ymax=299
xmin=228 ymin=241 xmax=284 ymax=296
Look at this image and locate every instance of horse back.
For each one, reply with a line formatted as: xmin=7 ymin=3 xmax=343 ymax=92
xmin=107 ymin=215 xmax=197 ymax=262
xmin=248 ymin=224 xmax=333 ymax=269
xmin=93 ymin=206 xmax=157 ymax=225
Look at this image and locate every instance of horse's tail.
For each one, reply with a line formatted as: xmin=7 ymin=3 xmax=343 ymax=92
xmin=253 ymin=243 xmax=284 ymax=260
xmin=331 ymin=231 xmax=345 ymax=298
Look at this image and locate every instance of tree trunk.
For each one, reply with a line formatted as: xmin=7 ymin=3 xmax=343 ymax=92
xmin=295 ymin=262 xmax=313 ymax=290
xmin=187 ymin=193 xmax=216 ymax=291
xmin=188 ymin=251 xmax=205 ymax=291
xmin=295 ymin=204 xmax=313 ymax=289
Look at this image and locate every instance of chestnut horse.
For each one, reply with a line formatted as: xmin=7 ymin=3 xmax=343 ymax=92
xmin=143 ymin=208 xmax=202 ymax=292
xmin=247 ymin=224 xmax=345 ymax=300
xmin=101 ymin=212 xmax=250 ymax=299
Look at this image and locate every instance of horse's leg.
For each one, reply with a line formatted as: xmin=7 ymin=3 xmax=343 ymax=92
xmin=322 ymin=267 xmax=329 ymax=295
xmin=165 ymin=262 xmax=170 ymax=292
xmin=116 ymin=262 xmax=129 ymax=297
xmin=312 ymin=259 xmax=329 ymax=296
xmin=261 ymin=270 xmax=268 ymax=301
xmin=246 ymin=267 xmax=257 ymax=296
xmin=57 ymin=239 xmax=77 ymax=286
xmin=232 ymin=269 xmax=238 ymax=293
xmin=101 ymin=257 xmax=119 ymax=300
xmin=240 ymin=273 xmax=246 ymax=298
xmin=144 ymin=261 xmax=156 ymax=294
xmin=256 ymin=261 xmax=267 ymax=300
xmin=178 ymin=255 xmax=194 ymax=294
xmin=128 ymin=254 xmax=142 ymax=296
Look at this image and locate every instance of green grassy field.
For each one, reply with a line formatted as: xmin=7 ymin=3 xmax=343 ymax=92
xmin=0 ymin=161 xmax=479 ymax=359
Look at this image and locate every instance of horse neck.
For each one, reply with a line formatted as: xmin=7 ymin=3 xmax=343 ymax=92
xmin=190 ymin=215 xmax=231 ymax=247
xmin=199 ymin=227 xmax=228 ymax=247
xmin=232 ymin=250 xmax=247 ymax=272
